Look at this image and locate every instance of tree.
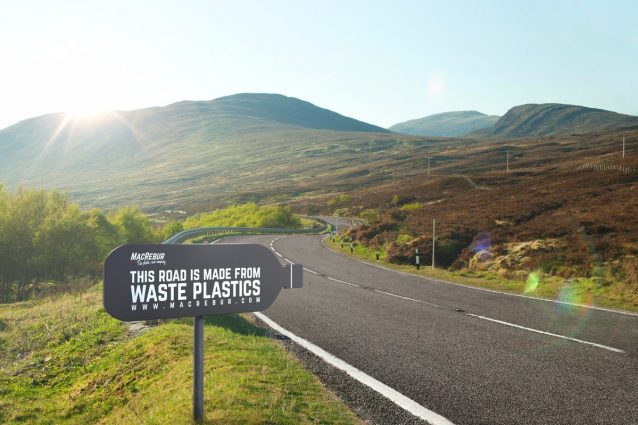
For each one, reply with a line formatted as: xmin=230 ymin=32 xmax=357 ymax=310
xmin=109 ymin=207 xmax=157 ymax=244
xmin=161 ymin=219 xmax=184 ymax=241
xmin=31 ymin=204 xmax=99 ymax=280
xmin=87 ymin=208 xmax=120 ymax=259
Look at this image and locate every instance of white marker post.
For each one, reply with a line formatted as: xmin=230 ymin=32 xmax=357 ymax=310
xmin=432 ymin=219 xmax=436 ymax=269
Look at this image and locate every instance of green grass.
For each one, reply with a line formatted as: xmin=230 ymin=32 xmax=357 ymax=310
xmin=326 ymin=238 xmax=638 ymax=313
xmin=0 ymin=285 xmax=361 ymax=424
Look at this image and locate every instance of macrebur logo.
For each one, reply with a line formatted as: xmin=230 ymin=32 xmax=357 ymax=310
xmin=131 ymin=252 xmax=166 ymax=266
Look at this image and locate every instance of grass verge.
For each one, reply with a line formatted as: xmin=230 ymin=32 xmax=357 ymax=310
xmin=325 ymin=238 xmax=638 ymax=313
xmin=0 ymin=285 xmax=362 ymax=424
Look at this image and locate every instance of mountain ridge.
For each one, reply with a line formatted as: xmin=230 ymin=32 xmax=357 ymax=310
xmin=390 ymin=110 xmax=500 ymax=137
xmin=0 ymin=93 xmax=416 ymax=210
xmin=473 ymin=103 xmax=638 ymax=138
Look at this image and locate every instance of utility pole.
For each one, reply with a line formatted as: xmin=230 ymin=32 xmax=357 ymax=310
xmin=432 ymin=218 xmax=436 ymax=269
xmin=425 ymin=156 xmax=432 ymax=176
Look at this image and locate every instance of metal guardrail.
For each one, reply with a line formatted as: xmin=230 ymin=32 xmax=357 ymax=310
xmin=162 ymin=217 xmax=330 ymax=244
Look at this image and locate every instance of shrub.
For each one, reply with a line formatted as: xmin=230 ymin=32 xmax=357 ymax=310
xmin=400 ymin=202 xmax=423 ymax=212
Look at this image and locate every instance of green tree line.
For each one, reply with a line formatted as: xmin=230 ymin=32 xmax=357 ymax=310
xmin=0 ymin=185 xmax=173 ymax=302
xmin=183 ymin=203 xmax=301 ymax=229
xmin=0 ymin=186 xmax=303 ymax=302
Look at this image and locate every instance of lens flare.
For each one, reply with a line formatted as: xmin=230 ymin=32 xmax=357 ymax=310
xmin=525 ymin=272 xmax=539 ymax=293
xmin=472 ymin=232 xmax=491 ymax=253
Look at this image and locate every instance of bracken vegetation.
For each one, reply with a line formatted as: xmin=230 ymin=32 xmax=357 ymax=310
xmin=297 ymin=130 xmax=638 ymax=310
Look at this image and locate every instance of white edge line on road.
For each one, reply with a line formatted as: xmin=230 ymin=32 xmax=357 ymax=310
xmin=283 ymin=258 xmax=294 ymax=265
xmin=303 ymin=267 xmax=319 ymax=275
xmin=320 ymin=237 xmax=638 ymax=318
xmin=275 ymin=252 xmax=283 ymax=257
xmin=466 ymin=313 xmax=625 ymax=354
xmin=254 ymin=312 xmax=455 ymax=425
xmin=373 ymin=290 xmax=440 ymax=308
xmin=327 ymin=276 xmax=361 ymax=288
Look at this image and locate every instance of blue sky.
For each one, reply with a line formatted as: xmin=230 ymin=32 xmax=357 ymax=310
xmin=1 ymin=0 xmax=636 ymax=129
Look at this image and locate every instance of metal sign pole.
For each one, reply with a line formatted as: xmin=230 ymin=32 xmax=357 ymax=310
xmin=194 ymin=316 xmax=204 ymax=422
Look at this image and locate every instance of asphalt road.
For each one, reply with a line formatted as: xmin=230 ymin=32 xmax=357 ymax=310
xmin=222 ymin=233 xmax=638 ymax=425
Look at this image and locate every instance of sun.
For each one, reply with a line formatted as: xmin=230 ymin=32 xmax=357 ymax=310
xmin=64 ymin=104 xmax=110 ymax=120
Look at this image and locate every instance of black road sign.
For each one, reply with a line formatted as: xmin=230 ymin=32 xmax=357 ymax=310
xmin=104 ymin=243 xmax=303 ymax=321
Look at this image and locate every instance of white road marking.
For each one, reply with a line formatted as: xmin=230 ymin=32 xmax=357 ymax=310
xmin=283 ymin=258 xmax=294 ymax=265
xmin=275 ymin=252 xmax=283 ymax=257
xmin=303 ymin=267 xmax=319 ymax=275
xmin=466 ymin=313 xmax=625 ymax=354
xmin=327 ymin=276 xmax=361 ymax=288
xmin=320 ymin=237 xmax=638 ymax=318
xmin=254 ymin=312 xmax=455 ymax=425
xmin=373 ymin=290 xmax=439 ymax=308
xmin=210 ymin=236 xmax=229 ymax=245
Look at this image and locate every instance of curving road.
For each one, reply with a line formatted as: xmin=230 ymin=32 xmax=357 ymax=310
xmin=220 ymin=233 xmax=638 ymax=425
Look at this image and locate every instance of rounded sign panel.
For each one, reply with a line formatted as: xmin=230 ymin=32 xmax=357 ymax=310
xmin=104 ymin=244 xmax=302 ymax=321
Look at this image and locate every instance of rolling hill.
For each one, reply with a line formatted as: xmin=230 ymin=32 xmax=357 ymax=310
xmin=389 ymin=110 xmax=500 ymax=137
xmin=0 ymin=93 xmax=426 ymax=211
xmin=473 ymin=103 xmax=638 ymax=138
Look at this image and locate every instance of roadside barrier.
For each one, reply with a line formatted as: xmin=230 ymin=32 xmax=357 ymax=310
xmin=163 ymin=218 xmax=330 ymax=244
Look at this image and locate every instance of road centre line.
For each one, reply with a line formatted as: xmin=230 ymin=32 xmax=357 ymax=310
xmin=466 ymin=313 xmax=625 ymax=353
xmin=303 ymin=267 xmax=319 ymax=275
xmin=373 ymin=290 xmax=440 ymax=308
xmin=254 ymin=312 xmax=456 ymax=425
xmin=327 ymin=276 xmax=361 ymax=288
xmin=271 ymin=237 xmax=624 ymax=354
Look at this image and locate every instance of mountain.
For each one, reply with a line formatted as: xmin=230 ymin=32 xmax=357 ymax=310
xmin=389 ymin=111 xmax=500 ymax=137
xmin=0 ymin=93 xmax=424 ymax=210
xmin=474 ymin=103 xmax=638 ymax=138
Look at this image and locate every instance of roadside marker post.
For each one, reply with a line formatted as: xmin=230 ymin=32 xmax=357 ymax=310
xmin=103 ymin=244 xmax=303 ymax=422
xmin=432 ymin=219 xmax=436 ymax=269
xmin=350 ymin=240 xmax=354 ymax=253
xmin=415 ymin=248 xmax=420 ymax=270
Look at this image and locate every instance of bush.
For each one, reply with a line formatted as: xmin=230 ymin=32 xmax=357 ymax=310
xmin=183 ymin=203 xmax=301 ymax=229
xmin=327 ymin=194 xmax=351 ymax=207
xmin=400 ymin=202 xmax=423 ymax=212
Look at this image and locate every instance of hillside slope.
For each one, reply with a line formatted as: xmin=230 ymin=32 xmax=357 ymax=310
xmin=474 ymin=103 xmax=638 ymax=138
xmin=390 ymin=111 xmax=499 ymax=137
xmin=0 ymin=93 xmax=414 ymax=210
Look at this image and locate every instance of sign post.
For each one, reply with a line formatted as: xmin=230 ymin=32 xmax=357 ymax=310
xmin=194 ymin=315 xmax=204 ymax=421
xmin=103 ymin=243 xmax=303 ymax=422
